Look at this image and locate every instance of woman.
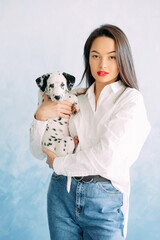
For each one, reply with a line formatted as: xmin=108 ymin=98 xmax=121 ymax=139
xmin=30 ymin=24 xmax=151 ymax=239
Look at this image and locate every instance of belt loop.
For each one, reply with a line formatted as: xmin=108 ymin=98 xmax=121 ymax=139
xmin=73 ymin=177 xmax=84 ymax=182
xmin=82 ymin=178 xmax=94 ymax=183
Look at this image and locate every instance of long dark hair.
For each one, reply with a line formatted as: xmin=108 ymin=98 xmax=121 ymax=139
xmin=80 ymin=24 xmax=139 ymax=90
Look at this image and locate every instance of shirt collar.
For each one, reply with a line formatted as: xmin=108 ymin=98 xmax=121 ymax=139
xmin=85 ymin=80 xmax=126 ymax=98
xmin=85 ymin=82 xmax=95 ymax=99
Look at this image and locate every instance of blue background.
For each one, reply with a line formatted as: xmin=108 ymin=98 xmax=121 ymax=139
xmin=0 ymin=0 xmax=160 ymax=239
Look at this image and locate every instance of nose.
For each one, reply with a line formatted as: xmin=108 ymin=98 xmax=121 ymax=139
xmin=55 ymin=95 xmax=61 ymax=100
xmin=99 ymin=58 xmax=107 ymax=69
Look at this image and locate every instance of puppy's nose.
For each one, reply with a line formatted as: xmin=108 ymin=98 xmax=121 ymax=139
xmin=55 ymin=95 xmax=61 ymax=100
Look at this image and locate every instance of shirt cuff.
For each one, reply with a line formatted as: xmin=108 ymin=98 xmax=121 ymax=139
xmin=29 ymin=117 xmax=48 ymax=160
xmin=53 ymin=156 xmax=66 ymax=175
xmin=32 ymin=116 xmax=48 ymax=132
xmin=33 ymin=115 xmax=48 ymax=124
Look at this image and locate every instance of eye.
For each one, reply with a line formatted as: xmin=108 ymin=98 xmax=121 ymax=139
xmin=92 ymin=55 xmax=99 ymax=59
xmin=49 ymin=83 xmax=54 ymax=88
xmin=61 ymin=83 xmax=65 ymax=87
xmin=109 ymin=56 xmax=116 ymax=60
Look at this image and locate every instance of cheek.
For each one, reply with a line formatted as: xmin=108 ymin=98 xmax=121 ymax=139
xmin=112 ymin=63 xmax=119 ymax=75
xmin=116 ymin=66 xmax=120 ymax=75
xmin=89 ymin=60 xmax=97 ymax=73
xmin=90 ymin=66 xmax=96 ymax=78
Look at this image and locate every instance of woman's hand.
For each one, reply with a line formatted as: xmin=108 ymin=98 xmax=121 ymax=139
xmin=73 ymin=136 xmax=79 ymax=146
xmin=35 ymin=94 xmax=73 ymax=121
xmin=43 ymin=148 xmax=57 ymax=169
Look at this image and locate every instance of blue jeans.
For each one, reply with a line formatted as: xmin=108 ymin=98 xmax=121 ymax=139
xmin=47 ymin=172 xmax=124 ymax=240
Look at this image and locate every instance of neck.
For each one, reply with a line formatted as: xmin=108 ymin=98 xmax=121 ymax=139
xmin=94 ymin=79 xmax=118 ymax=102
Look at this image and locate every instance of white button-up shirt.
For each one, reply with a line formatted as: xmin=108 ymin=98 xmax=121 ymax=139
xmin=30 ymin=80 xmax=151 ymax=238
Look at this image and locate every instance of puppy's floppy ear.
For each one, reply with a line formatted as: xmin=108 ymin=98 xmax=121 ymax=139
xmin=35 ymin=73 xmax=50 ymax=92
xmin=62 ymin=72 xmax=75 ymax=90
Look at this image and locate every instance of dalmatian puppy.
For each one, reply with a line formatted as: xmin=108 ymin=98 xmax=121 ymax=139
xmin=36 ymin=71 xmax=80 ymax=157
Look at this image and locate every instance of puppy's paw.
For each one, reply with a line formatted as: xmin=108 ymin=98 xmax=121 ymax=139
xmin=71 ymin=104 xmax=78 ymax=114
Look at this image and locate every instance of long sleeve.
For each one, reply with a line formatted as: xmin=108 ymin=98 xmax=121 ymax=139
xmin=53 ymin=92 xmax=151 ymax=180
xmin=29 ymin=117 xmax=48 ymax=160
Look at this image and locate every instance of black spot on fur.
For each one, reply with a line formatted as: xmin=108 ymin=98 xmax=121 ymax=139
xmin=49 ymin=83 xmax=54 ymax=88
xmin=35 ymin=73 xmax=50 ymax=92
xmin=61 ymin=83 xmax=65 ymax=88
xmin=62 ymin=72 xmax=75 ymax=91
xmin=47 ymin=143 xmax=52 ymax=146
xmin=59 ymin=122 xmax=63 ymax=125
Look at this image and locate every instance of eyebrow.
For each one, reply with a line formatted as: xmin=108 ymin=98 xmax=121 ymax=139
xmin=91 ymin=50 xmax=116 ymax=54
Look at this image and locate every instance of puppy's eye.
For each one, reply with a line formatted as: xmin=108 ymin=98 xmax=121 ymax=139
xmin=61 ymin=83 xmax=65 ymax=87
xmin=49 ymin=84 xmax=54 ymax=88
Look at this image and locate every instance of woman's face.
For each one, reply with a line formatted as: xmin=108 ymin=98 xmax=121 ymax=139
xmin=89 ymin=36 xmax=119 ymax=85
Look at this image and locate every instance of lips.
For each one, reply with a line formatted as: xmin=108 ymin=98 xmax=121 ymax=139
xmin=97 ymin=71 xmax=109 ymax=76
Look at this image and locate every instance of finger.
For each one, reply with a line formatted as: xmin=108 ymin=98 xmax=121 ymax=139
xmin=72 ymin=104 xmax=77 ymax=111
xmin=42 ymin=148 xmax=48 ymax=154
xmin=61 ymin=100 xmax=72 ymax=107
xmin=74 ymin=136 xmax=79 ymax=140
xmin=60 ymin=109 xmax=72 ymax=115
xmin=59 ymin=113 xmax=71 ymax=119
xmin=54 ymin=107 xmax=72 ymax=116
xmin=52 ymin=103 xmax=72 ymax=116
xmin=44 ymin=94 xmax=49 ymax=103
xmin=73 ymin=136 xmax=79 ymax=145
xmin=58 ymin=103 xmax=72 ymax=112
xmin=42 ymin=148 xmax=46 ymax=153
xmin=43 ymin=148 xmax=53 ymax=158
xmin=49 ymin=162 xmax=53 ymax=169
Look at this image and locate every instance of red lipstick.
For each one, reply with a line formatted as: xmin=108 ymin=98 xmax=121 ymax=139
xmin=97 ymin=71 xmax=109 ymax=76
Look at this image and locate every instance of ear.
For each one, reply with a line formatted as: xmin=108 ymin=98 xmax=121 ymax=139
xmin=62 ymin=72 xmax=75 ymax=90
xmin=35 ymin=73 xmax=50 ymax=92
